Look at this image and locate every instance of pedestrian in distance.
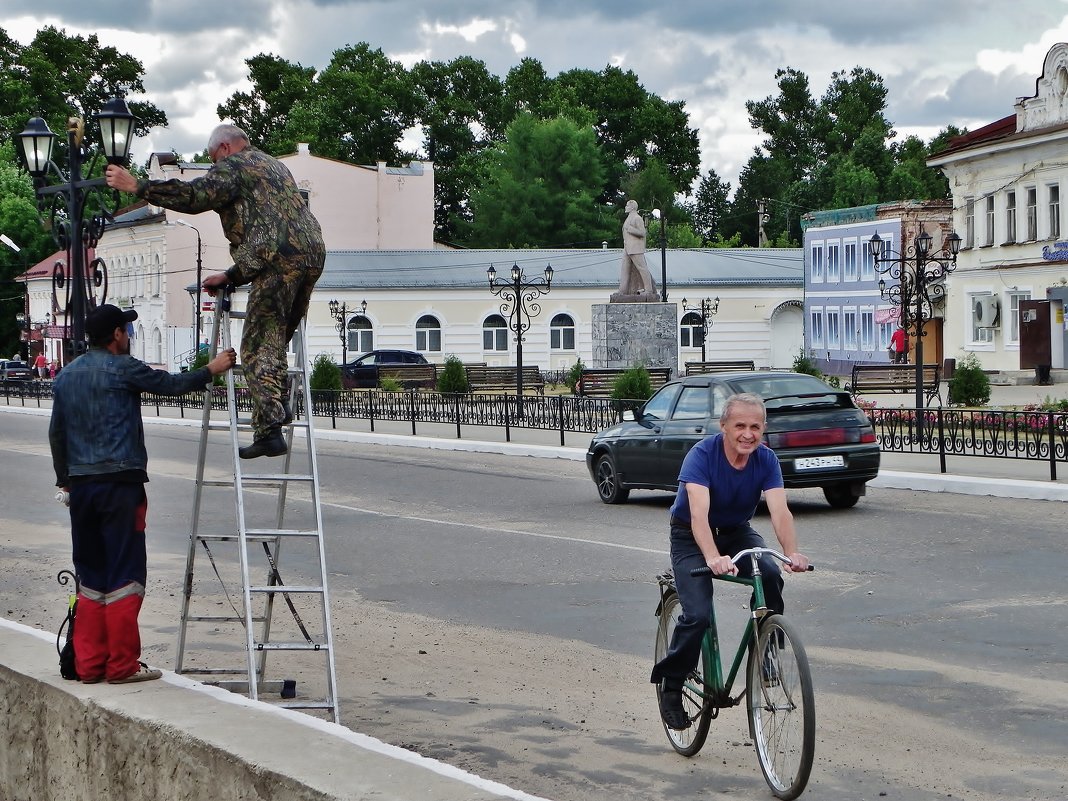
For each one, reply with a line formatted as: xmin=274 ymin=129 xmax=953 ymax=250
xmin=650 ymin=393 xmax=810 ymax=730
xmin=105 ymin=123 xmax=325 ymax=459
xmin=48 ymin=304 xmax=236 ymax=684
xmin=889 ymin=326 xmax=907 ymax=364
xmin=34 ymin=351 xmax=48 ymax=379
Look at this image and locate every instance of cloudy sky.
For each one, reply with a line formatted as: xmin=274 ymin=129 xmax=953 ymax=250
xmin=5 ymin=1 xmax=1068 ymax=191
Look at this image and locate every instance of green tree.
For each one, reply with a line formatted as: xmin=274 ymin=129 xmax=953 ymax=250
xmin=948 ymin=352 xmax=991 ymax=407
xmin=216 ymin=54 xmax=316 ymax=155
xmin=692 ymin=168 xmax=732 ymax=244
xmin=464 ymin=113 xmax=614 ymax=248
xmin=611 ymin=364 xmax=654 ymax=401
xmin=436 ymin=355 xmax=469 ymax=393
xmin=309 ymin=353 xmax=342 ymax=392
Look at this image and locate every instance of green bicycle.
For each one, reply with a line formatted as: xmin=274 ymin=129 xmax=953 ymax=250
xmin=654 ymin=547 xmax=815 ymax=800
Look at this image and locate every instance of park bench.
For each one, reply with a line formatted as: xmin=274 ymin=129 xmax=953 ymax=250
xmin=684 ymin=360 xmax=756 ymax=375
xmin=850 ymin=363 xmax=942 ymax=406
xmin=577 ymin=366 xmax=673 ymax=397
xmin=377 ymin=363 xmax=438 ymax=390
xmin=465 ymin=365 xmax=545 ymax=394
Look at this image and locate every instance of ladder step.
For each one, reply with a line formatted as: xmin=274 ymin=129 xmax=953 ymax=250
xmin=176 ymin=668 xmax=250 ymax=676
xmin=253 ymin=642 xmax=330 ymax=652
xmin=240 ymin=473 xmax=314 ymax=483
xmin=278 ymin=700 xmax=337 ymax=711
xmin=196 ymin=529 xmax=320 ymax=542
xmin=185 ymin=614 xmax=267 ymax=623
xmin=249 ymin=585 xmax=323 ymax=594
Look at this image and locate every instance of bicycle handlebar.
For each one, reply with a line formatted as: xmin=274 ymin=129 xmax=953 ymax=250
xmin=690 ymin=546 xmax=814 ymax=577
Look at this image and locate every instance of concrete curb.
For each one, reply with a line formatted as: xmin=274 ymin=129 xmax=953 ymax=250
xmin=4 ymin=404 xmax=1065 ymax=501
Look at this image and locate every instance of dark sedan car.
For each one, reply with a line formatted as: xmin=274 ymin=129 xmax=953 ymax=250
xmin=585 ymin=371 xmax=880 ymax=508
xmin=0 ymin=360 xmax=32 ymax=381
xmin=341 ymin=349 xmax=430 ymax=388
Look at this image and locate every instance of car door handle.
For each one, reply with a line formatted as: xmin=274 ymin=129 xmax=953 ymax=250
xmin=693 ymin=427 xmax=704 ymax=433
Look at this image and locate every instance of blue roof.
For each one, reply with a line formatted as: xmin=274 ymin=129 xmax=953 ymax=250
xmin=320 ymin=248 xmax=803 ymax=290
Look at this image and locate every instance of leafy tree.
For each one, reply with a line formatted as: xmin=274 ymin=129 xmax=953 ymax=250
xmin=464 ymin=113 xmax=614 ymax=248
xmin=611 ymin=364 xmax=654 ymax=401
xmin=216 ymin=54 xmax=316 ymax=155
xmin=437 ymin=355 xmax=469 ymax=393
xmin=309 ymin=353 xmax=342 ymax=391
xmin=746 ymin=68 xmax=821 ymax=183
xmin=948 ymin=352 xmax=991 ymax=407
xmin=692 ymin=168 xmax=732 ymax=244
xmin=565 ymin=358 xmax=584 ymax=393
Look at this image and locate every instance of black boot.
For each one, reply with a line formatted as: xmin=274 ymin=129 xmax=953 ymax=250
xmin=239 ymin=428 xmax=287 ymax=459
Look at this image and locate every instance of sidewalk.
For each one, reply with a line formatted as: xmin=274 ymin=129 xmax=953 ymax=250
xmin=6 ymin=396 xmax=1068 ymax=502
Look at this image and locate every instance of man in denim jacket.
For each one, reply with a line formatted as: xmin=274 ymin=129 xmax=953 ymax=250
xmin=49 ymin=305 xmax=236 ymax=684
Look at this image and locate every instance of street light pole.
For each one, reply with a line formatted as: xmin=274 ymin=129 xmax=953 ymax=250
xmin=173 ymin=220 xmax=203 ymax=347
xmin=18 ymin=99 xmax=136 ymax=360
xmin=652 ymin=207 xmax=668 ymax=302
xmin=869 ymin=228 xmax=961 ymax=441
xmin=681 ymin=296 xmax=720 ymax=362
xmin=487 ymin=262 xmax=553 ymax=417
xmin=328 ymin=299 xmax=348 ymax=366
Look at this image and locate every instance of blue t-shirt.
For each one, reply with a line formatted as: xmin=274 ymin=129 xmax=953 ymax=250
xmin=669 ymin=433 xmax=784 ymax=528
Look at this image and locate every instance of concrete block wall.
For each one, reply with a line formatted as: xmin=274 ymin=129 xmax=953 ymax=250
xmin=591 ymin=302 xmax=679 ymax=373
xmin=0 ymin=619 xmax=548 ymax=801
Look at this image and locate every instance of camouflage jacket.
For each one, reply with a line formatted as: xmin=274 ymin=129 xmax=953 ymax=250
xmin=137 ymin=147 xmax=324 ymax=285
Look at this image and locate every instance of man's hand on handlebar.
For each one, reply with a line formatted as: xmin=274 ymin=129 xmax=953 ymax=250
xmin=707 ymin=554 xmax=737 ymax=575
xmin=787 ymin=552 xmax=811 ymax=572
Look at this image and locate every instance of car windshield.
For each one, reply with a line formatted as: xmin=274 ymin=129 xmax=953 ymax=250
xmin=730 ymin=374 xmax=846 ymax=410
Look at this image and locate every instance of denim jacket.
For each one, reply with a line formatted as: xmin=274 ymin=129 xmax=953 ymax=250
xmin=49 ymin=348 xmax=212 ymax=485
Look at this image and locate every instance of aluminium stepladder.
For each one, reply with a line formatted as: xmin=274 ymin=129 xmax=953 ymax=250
xmin=175 ymin=288 xmax=340 ymax=723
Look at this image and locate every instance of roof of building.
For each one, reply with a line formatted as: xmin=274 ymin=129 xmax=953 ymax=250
xmin=319 ymin=247 xmax=803 ymax=290
xmin=931 ymin=114 xmax=1017 ymax=160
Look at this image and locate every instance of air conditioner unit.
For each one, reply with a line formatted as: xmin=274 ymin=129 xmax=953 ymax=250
xmin=974 ymin=295 xmax=1001 ymax=328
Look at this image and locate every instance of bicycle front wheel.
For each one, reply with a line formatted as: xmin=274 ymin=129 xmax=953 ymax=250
xmin=746 ymin=614 xmax=815 ymax=800
xmin=655 ymin=590 xmax=712 ymax=756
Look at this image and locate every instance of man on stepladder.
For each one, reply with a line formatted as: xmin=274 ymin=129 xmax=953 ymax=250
xmin=49 ymin=305 xmax=236 ymax=683
xmin=106 ymin=124 xmax=326 ymax=459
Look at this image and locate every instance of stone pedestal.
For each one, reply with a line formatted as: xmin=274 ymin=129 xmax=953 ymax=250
xmin=591 ymin=302 xmax=678 ymax=374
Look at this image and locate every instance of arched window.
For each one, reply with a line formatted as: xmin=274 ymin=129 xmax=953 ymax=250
xmin=152 ymin=327 xmax=163 ymax=364
xmin=549 ymin=313 xmax=575 ymax=350
xmin=153 ymin=254 xmax=162 ymax=297
xmin=680 ymin=311 xmax=704 ymax=348
xmin=347 ymin=315 xmax=373 ymax=354
xmin=483 ymin=314 xmax=508 ymax=351
xmin=415 ymin=314 xmax=441 ymax=352
xmin=135 ymin=323 xmax=145 ymax=359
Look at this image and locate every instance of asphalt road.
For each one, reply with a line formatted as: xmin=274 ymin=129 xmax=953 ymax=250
xmin=3 ymin=410 xmax=1067 ymax=801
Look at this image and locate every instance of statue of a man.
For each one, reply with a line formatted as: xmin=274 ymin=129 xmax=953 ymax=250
xmin=613 ymin=199 xmax=658 ymax=302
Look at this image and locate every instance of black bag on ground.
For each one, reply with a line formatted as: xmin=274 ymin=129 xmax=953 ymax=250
xmin=56 ymin=569 xmax=79 ymax=681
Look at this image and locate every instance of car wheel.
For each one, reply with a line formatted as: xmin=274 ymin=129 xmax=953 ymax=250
xmin=822 ymin=484 xmax=860 ymax=509
xmin=594 ymin=454 xmax=630 ymax=504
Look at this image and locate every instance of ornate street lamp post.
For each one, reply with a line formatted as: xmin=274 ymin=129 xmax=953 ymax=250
xmin=487 ymin=262 xmax=553 ymax=417
xmin=329 ymin=299 xmax=366 ymax=367
xmin=18 ymin=99 xmax=136 ymax=360
xmin=681 ymin=296 xmax=720 ymax=362
xmin=868 ymin=228 xmax=961 ymax=440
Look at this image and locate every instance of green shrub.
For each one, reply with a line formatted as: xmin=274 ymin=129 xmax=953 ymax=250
xmin=948 ymin=352 xmax=991 ymax=407
xmin=436 ymin=354 xmax=469 ymax=393
xmin=792 ymin=349 xmax=822 ymax=378
xmin=611 ymin=364 xmax=654 ymax=400
xmin=309 ymin=353 xmax=342 ymax=392
xmin=378 ymin=377 xmax=403 ymax=392
xmin=188 ymin=347 xmax=224 ymax=386
xmin=565 ymin=358 xmax=584 ymax=393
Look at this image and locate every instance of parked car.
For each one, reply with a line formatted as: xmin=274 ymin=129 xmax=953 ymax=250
xmin=585 ymin=371 xmax=880 ymax=508
xmin=341 ymin=350 xmax=430 ymax=388
xmin=0 ymin=360 xmax=33 ymax=381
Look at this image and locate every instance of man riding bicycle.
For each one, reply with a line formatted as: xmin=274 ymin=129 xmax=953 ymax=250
xmin=651 ymin=392 xmax=810 ymax=730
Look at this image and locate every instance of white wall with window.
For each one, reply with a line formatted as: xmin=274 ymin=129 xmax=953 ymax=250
xmin=679 ymin=311 xmax=703 ymax=349
xmin=877 ymin=311 xmax=894 ymax=350
xmin=967 ymin=290 xmax=996 ymax=347
xmin=843 ymin=240 xmax=858 ymax=282
xmin=826 ymin=240 xmax=840 ymax=282
xmin=809 ymin=241 xmax=824 ymax=284
xmin=825 ymin=309 xmax=841 ymax=349
xmin=860 ymin=308 xmax=876 ymax=351
xmin=346 ymin=315 xmax=374 ymax=354
xmin=809 ymin=307 xmax=824 ymax=348
xmin=415 ymin=314 xmax=442 ymax=353
xmin=1005 ymin=190 xmax=1017 ymax=243
xmin=843 ymin=308 xmax=858 ymax=351
xmin=482 ymin=314 xmax=509 ymax=351
xmin=1003 ymin=289 xmax=1032 ymax=347
xmin=984 ymin=195 xmax=995 ymax=246
xmin=549 ymin=313 xmax=576 ymax=350
xmin=1049 ymin=183 xmax=1061 ymax=239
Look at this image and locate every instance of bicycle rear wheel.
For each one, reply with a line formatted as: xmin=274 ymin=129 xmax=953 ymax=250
xmin=655 ymin=590 xmax=712 ymax=756
xmin=746 ymin=614 xmax=815 ymax=800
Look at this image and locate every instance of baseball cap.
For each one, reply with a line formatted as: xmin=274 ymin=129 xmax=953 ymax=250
xmin=86 ymin=304 xmax=138 ymax=342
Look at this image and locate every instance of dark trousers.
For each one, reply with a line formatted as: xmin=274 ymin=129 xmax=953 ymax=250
xmin=650 ymin=521 xmax=784 ymax=690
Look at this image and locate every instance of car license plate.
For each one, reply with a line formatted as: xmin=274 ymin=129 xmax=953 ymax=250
xmin=795 ymin=455 xmax=845 ymax=470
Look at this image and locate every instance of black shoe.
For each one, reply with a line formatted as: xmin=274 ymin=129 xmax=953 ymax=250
xmin=659 ymin=689 xmax=691 ymax=730
xmin=239 ymin=429 xmax=287 ymax=459
xmin=281 ymin=398 xmax=293 ymax=426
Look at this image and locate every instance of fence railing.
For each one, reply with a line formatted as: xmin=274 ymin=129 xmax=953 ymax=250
xmin=5 ymin=379 xmax=1067 ymax=479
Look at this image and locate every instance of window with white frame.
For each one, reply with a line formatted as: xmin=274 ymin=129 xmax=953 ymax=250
xmin=1005 ymin=191 xmax=1017 ymax=243
xmin=843 ymin=309 xmax=858 ymax=351
xmin=415 ymin=314 xmax=441 ymax=352
xmin=1049 ymin=184 xmax=1060 ymax=239
xmin=680 ymin=311 xmax=703 ymax=348
xmin=347 ymin=315 xmax=373 ymax=353
xmin=984 ymin=195 xmax=995 ymax=245
xmin=964 ymin=198 xmax=975 ymax=247
xmin=826 ymin=241 xmax=841 ymax=283
xmin=843 ymin=240 xmax=858 ymax=281
xmin=549 ymin=313 xmax=576 ymax=350
xmin=483 ymin=314 xmax=509 ymax=351
xmin=860 ymin=309 xmax=875 ymax=351
xmin=969 ymin=293 xmax=995 ymax=344
xmin=809 ymin=242 xmax=824 ymax=283
xmin=1005 ymin=290 xmax=1031 ymax=345
xmin=809 ymin=308 xmax=824 ymax=349
xmin=1026 ymin=186 xmax=1038 ymax=240
xmin=861 ymin=239 xmax=876 ymax=281
xmin=826 ymin=309 xmax=841 ymax=349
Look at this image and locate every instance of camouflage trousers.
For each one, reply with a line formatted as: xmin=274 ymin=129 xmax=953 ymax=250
xmin=241 ymin=247 xmax=325 ymax=438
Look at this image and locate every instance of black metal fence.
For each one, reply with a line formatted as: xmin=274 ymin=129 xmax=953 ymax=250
xmin=6 ymin=379 xmax=1067 ymax=478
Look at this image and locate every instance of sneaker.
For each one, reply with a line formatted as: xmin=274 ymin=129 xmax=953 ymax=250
xmin=281 ymin=397 xmax=293 ymax=426
xmin=108 ymin=661 xmax=162 ymax=684
xmin=659 ymin=689 xmax=691 ymax=730
xmin=239 ymin=429 xmax=287 ymax=459
xmin=80 ymin=675 xmax=103 ymax=684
